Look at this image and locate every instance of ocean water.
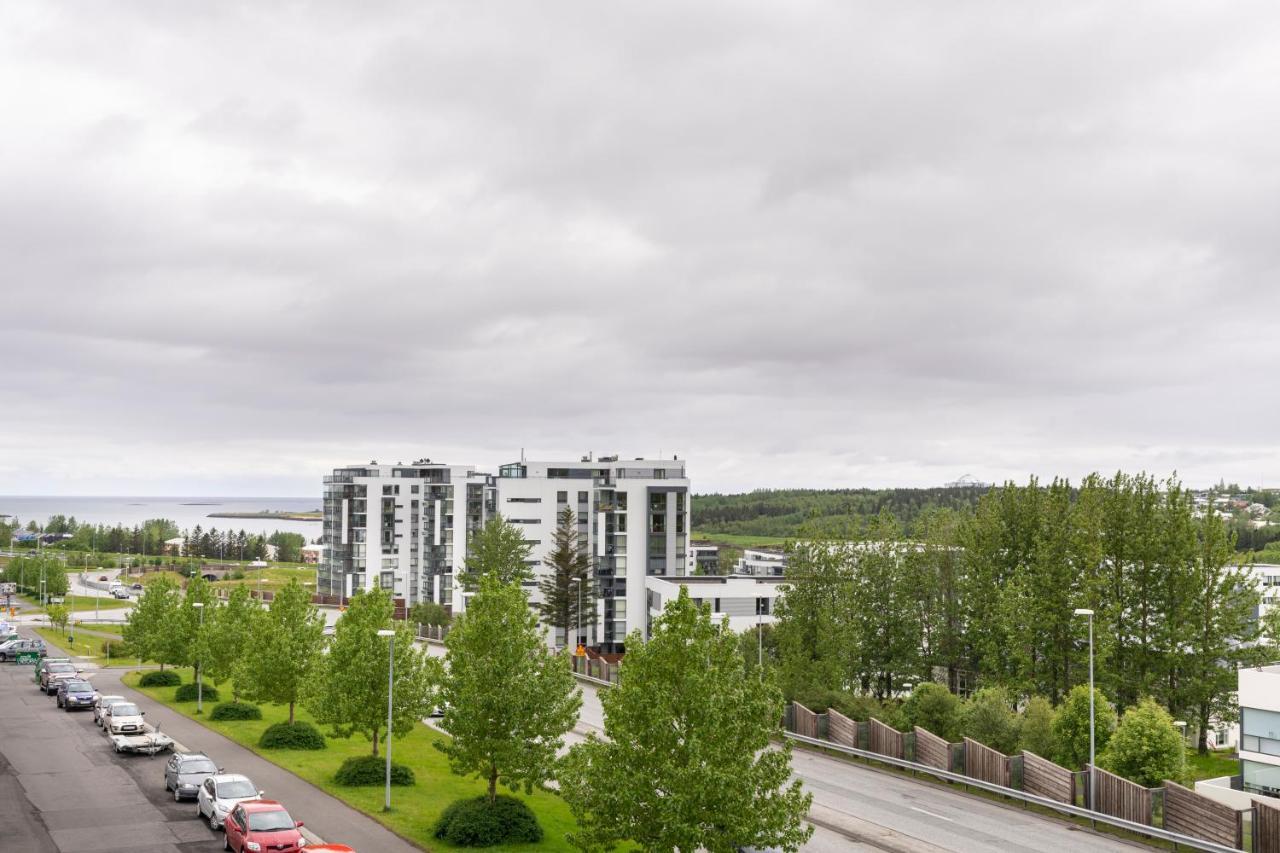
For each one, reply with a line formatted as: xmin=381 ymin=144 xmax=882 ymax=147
xmin=0 ymin=496 xmax=320 ymax=538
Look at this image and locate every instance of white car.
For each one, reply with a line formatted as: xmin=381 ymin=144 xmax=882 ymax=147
xmin=102 ymin=701 xmax=146 ymax=736
xmin=195 ymin=773 xmax=263 ymax=831
xmin=93 ymin=694 xmax=126 ymax=727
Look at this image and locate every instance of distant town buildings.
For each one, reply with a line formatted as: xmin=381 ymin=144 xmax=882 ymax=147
xmin=735 ymin=547 xmax=787 ymax=577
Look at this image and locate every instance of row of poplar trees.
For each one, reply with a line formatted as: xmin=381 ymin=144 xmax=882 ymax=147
xmin=775 ymin=472 xmax=1263 ymax=752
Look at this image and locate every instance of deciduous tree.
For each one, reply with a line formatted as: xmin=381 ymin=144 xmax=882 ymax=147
xmin=1102 ymin=698 xmax=1185 ymax=786
xmin=206 ymin=584 xmax=259 ymax=701
xmin=238 ymin=579 xmax=325 ymax=723
xmin=456 ymin=516 xmax=532 ymax=591
xmin=1053 ymin=685 xmax=1117 ymax=769
xmin=558 ymin=587 xmax=813 ymax=852
xmin=123 ymin=575 xmax=180 ymax=669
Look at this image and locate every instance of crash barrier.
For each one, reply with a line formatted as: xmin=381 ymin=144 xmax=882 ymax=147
xmin=786 ymin=702 xmax=1253 ymax=852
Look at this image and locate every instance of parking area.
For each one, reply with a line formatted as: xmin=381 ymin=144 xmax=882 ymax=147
xmin=0 ymin=653 xmax=222 ymax=853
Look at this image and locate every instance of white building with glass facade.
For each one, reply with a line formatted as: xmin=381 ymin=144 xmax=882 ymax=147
xmin=1237 ymin=664 xmax=1280 ymax=797
xmin=321 ymin=454 xmax=690 ymax=652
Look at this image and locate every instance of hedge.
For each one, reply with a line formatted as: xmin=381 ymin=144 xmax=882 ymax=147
xmin=139 ymin=670 xmax=181 ymax=687
xmin=334 ymin=755 xmax=415 ymax=786
xmin=258 ymin=721 xmax=326 ymax=750
xmin=434 ymin=795 xmax=542 ymax=847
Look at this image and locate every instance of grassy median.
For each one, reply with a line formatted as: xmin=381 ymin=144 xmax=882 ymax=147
xmin=124 ymin=670 xmax=583 ymax=851
xmin=32 ymin=627 xmax=146 ymax=667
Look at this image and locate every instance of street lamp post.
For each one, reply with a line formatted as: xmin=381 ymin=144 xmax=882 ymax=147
xmin=757 ymin=602 xmax=764 ymax=679
xmin=194 ymin=602 xmax=205 ymax=714
xmin=570 ymin=577 xmax=583 ymax=648
xmin=377 ymin=628 xmax=395 ymax=811
xmin=1074 ymin=608 xmax=1096 ymax=811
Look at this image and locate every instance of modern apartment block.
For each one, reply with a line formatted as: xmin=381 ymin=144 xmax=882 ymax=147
xmin=735 ymin=547 xmax=787 ymax=577
xmin=495 ymin=454 xmax=690 ymax=653
xmin=1237 ymin=664 xmax=1280 ymax=796
xmin=321 ymin=454 xmax=690 ymax=652
xmin=319 ymin=461 xmax=496 ymax=609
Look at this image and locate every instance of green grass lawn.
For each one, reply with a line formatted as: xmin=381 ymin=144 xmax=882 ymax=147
xmin=692 ymin=531 xmax=787 ymax=548
xmin=20 ymin=593 xmax=132 ymax=612
xmin=32 ymin=626 xmax=148 ymax=668
xmin=210 ymin=566 xmax=317 ymax=594
xmin=1185 ymin=748 xmax=1238 ymax=782
xmin=124 ymin=670 xmax=584 ymax=851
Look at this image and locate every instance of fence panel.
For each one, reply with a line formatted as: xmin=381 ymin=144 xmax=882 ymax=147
xmin=914 ymin=727 xmax=951 ymax=771
xmin=828 ymin=710 xmax=858 ymax=748
xmin=792 ymin=703 xmax=819 ymax=739
xmin=963 ymin=737 xmax=1010 ymax=787
xmin=868 ymin=718 xmax=904 ymax=759
xmin=1090 ymin=765 xmax=1152 ymax=826
xmin=1163 ymin=781 xmax=1242 ymax=849
xmin=1021 ymin=751 xmax=1075 ymax=805
xmin=1257 ymin=798 xmax=1280 ymax=853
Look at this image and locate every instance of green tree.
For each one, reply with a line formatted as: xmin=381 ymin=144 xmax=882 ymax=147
xmin=537 ymin=506 xmax=596 ymax=647
xmin=456 ymin=515 xmax=532 ymax=591
xmin=46 ymin=603 xmax=70 ymax=633
xmin=206 ymin=585 xmax=259 ymax=701
xmin=772 ymin=539 xmax=852 ymax=700
xmin=1053 ymin=685 xmax=1117 ymax=769
xmin=408 ymin=601 xmax=452 ymax=628
xmin=960 ymin=686 xmax=1020 ymax=753
xmin=238 ymin=579 xmax=326 ymax=723
xmin=1019 ymin=695 xmax=1058 ymax=758
xmin=436 ymin=575 xmax=579 ymax=803
xmin=267 ymin=531 xmax=306 ymax=563
xmin=558 ymin=587 xmax=813 ymax=852
xmin=308 ymin=589 xmax=441 ymax=756
xmin=123 ymin=575 xmax=180 ymax=669
xmin=1102 ymin=698 xmax=1185 ymax=786
xmin=901 ymin=682 xmax=962 ymax=741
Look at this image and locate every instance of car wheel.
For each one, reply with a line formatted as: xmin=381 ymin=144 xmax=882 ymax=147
xmin=174 ymin=787 xmax=181 ymax=802
xmin=209 ymin=811 xmax=220 ymax=831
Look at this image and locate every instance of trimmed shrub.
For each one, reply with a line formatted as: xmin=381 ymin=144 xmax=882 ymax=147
xmin=434 ymin=795 xmax=543 ymax=847
xmin=210 ymin=702 xmax=263 ymax=721
xmin=334 ymin=755 xmax=415 ymax=786
xmin=175 ymin=682 xmax=220 ymax=702
xmin=139 ymin=670 xmax=181 ymax=687
xmin=99 ymin=639 xmax=133 ymax=658
xmin=258 ymin=721 xmax=326 ymax=750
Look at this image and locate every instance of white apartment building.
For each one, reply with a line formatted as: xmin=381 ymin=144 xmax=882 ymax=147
xmin=319 ymin=461 xmax=495 ymax=609
xmin=1237 ymin=664 xmax=1280 ymax=797
xmin=736 ymin=547 xmax=787 ymax=577
xmin=646 ymin=575 xmax=782 ymax=634
xmin=322 ymin=454 xmax=690 ymax=653
xmin=687 ymin=543 xmax=720 ymax=575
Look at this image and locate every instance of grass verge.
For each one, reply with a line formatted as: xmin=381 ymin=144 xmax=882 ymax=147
xmin=19 ymin=593 xmax=132 ymax=612
xmin=32 ymin=626 xmax=149 ymax=667
xmin=1186 ymin=748 xmax=1238 ymax=782
xmin=124 ymin=671 xmax=582 ymax=851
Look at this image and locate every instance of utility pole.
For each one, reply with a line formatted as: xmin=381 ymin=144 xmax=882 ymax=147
xmin=1075 ymin=608 xmax=1096 ymax=812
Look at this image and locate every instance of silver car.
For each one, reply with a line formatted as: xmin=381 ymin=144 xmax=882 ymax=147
xmin=195 ymin=773 xmax=263 ymax=830
xmin=164 ymin=752 xmax=219 ymax=802
xmin=93 ymin=694 xmax=126 ymax=727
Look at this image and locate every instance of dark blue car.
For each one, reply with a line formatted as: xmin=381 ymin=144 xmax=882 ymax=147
xmin=57 ymin=679 xmax=96 ymax=711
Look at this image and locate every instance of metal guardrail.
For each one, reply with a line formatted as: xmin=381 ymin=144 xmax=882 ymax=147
xmin=783 ymin=732 xmax=1242 ymax=853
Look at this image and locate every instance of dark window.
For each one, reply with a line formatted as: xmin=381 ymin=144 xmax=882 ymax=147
xmin=578 ymin=491 xmax=589 ymax=503
xmin=557 ymin=491 xmax=568 ymax=503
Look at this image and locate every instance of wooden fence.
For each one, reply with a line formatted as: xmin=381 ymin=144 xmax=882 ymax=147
xmin=963 ymin=737 xmax=1010 ymax=787
xmin=792 ymin=703 xmax=819 ymax=739
xmin=1161 ymin=781 xmax=1242 ymax=848
xmin=1020 ymin=751 xmax=1075 ymax=805
xmin=868 ymin=718 xmax=904 ymax=759
xmin=1089 ymin=765 xmax=1152 ymax=825
xmin=828 ymin=709 xmax=859 ymax=748
xmin=1257 ymin=797 xmax=1280 ymax=853
xmin=914 ymin=726 xmax=951 ymax=771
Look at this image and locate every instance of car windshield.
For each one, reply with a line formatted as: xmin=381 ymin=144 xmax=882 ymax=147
xmin=64 ymin=681 xmax=92 ymax=691
xmin=98 ymin=696 xmax=123 ymax=705
xmin=247 ymin=809 xmax=295 ymax=832
xmin=182 ymin=760 xmax=217 ymax=774
xmin=217 ymin=780 xmax=257 ymax=799
xmin=111 ymin=704 xmax=139 ymax=716
xmin=48 ymin=664 xmax=74 ymax=673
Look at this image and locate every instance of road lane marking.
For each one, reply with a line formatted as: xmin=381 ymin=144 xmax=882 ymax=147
xmin=909 ymin=806 xmax=953 ymax=822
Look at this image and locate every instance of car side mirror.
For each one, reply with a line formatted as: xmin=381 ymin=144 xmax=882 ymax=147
xmin=295 ymin=821 xmax=304 ymax=828
xmin=140 ymin=711 xmax=145 ymax=716
xmin=258 ymin=790 xmax=265 ymax=796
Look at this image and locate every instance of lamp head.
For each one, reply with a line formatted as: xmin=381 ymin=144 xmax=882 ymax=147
xmin=376 ymin=629 xmax=395 ymax=637
xmin=1073 ymin=608 xmax=1094 ymax=616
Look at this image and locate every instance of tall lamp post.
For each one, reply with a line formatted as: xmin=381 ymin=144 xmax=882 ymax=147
xmin=570 ymin=577 xmax=582 ymax=648
xmin=377 ymin=628 xmax=395 ymax=812
xmin=193 ymin=602 xmax=205 ymax=714
xmin=1074 ymin=608 xmax=1096 ymax=811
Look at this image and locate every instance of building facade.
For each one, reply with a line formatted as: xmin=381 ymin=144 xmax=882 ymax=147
xmin=735 ymin=547 xmax=787 ymax=577
xmin=1238 ymin=664 xmax=1280 ymax=796
xmin=319 ymin=461 xmax=495 ymax=608
xmin=321 ymin=454 xmax=690 ymax=652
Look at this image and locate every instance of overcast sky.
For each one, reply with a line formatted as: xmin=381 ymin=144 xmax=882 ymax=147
xmin=4 ymin=2 xmax=1280 ymax=497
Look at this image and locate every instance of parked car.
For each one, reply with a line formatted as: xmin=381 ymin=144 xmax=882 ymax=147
xmin=0 ymin=638 xmax=45 ymax=661
xmin=56 ymin=679 xmax=96 ymax=711
xmin=37 ymin=659 xmax=80 ymax=694
xmin=102 ymin=701 xmax=146 ymax=736
xmin=196 ymin=773 xmax=263 ymax=830
xmin=306 ymin=847 xmax=355 ymax=852
xmin=131 ymin=582 xmax=143 ymax=590
xmin=222 ymin=800 xmax=306 ymax=853
xmin=98 ymin=575 xmax=109 ymax=581
xmin=164 ymin=752 xmax=220 ymax=802
xmin=94 ymin=694 xmax=126 ymax=727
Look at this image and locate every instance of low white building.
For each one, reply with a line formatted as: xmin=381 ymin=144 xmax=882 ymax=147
xmin=735 ymin=547 xmax=787 ymax=577
xmin=687 ymin=543 xmax=720 ymax=575
xmin=645 ymin=575 xmax=783 ymax=634
xmin=1238 ymin=664 xmax=1280 ymax=797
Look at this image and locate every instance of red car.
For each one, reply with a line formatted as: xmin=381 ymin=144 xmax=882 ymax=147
xmin=221 ymin=800 xmax=305 ymax=853
xmin=307 ymin=847 xmax=354 ymax=852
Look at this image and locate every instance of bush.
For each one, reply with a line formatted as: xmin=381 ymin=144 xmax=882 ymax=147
xmin=139 ymin=670 xmax=181 ymax=687
xmin=258 ymin=721 xmax=326 ymax=750
xmin=1019 ymin=695 xmax=1058 ymax=758
xmin=960 ymin=686 xmax=1019 ymax=754
xmin=1101 ymin=698 xmax=1185 ymax=787
xmin=1053 ymin=685 xmax=1118 ymax=769
xmin=210 ymin=702 xmax=262 ymax=721
xmin=901 ymin=683 xmax=962 ymax=741
xmin=175 ymin=682 xmax=220 ymax=702
xmin=334 ymin=755 xmax=415 ymax=786
xmin=100 ymin=639 xmax=133 ymax=658
xmin=434 ymin=795 xmax=543 ymax=847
